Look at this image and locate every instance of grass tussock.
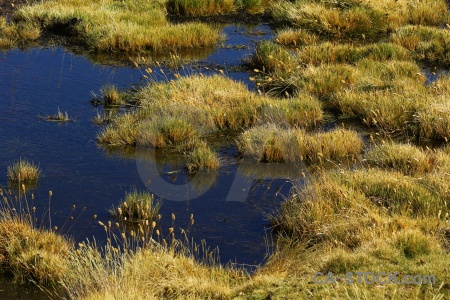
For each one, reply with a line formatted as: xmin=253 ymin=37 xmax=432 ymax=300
xmin=167 ymin=0 xmax=234 ymax=16
xmin=0 ymin=17 xmax=40 ymax=48
xmin=0 ymin=190 xmax=72 ymax=284
xmin=110 ymin=189 xmax=162 ymax=222
xmin=40 ymin=107 xmax=72 ymax=122
xmin=166 ymin=0 xmax=268 ymax=16
xmin=341 ymin=168 xmax=446 ymax=217
xmin=259 ymin=93 xmax=323 ymax=128
xmin=12 ymin=0 xmax=222 ymax=52
xmin=275 ymin=28 xmax=319 ymax=46
xmin=0 ymin=219 xmax=71 ymax=284
xmin=7 ymin=158 xmax=41 ymax=183
xmin=100 ymin=84 xmax=121 ymax=106
xmin=391 ymin=25 xmax=450 ymax=65
xmin=237 ymin=124 xmax=362 ymax=163
xmin=363 ymin=142 xmax=437 ymax=175
xmin=186 ymin=140 xmax=220 ymax=171
xmin=267 ymin=165 xmax=450 ymax=298
xmin=98 ymin=74 xmax=324 ymax=171
xmin=270 ymin=0 xmax=448 ymax=40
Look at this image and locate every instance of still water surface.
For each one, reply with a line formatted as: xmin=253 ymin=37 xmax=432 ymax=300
xmin=0 ymin=24 xmax=302 ymax=298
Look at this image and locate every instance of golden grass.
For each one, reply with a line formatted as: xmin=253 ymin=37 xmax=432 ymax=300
xmin=0 ymin=16 xmax=40 ymax=48
xmin=166 ymin=0 xmax=268 ymax=16
xmin=11 ymin=0 xmax=222 ymax=52
xmin=237 ymin=124 xmax=362 ymax=163
xmin=99 ymin=74 xmax=324 ymax=171
xmin=341 ymin=168 xmax=446 ymax=217
xmin=100 ymin=84 xmax=121 ymax=106
xmin=270 ymin=0 xmax=448 ymax=40
xmin=110 ymin=189 xmax=162 ymax=222
xmin=7 ymin=158 xmax=41 ymax=183
xmin=0 ymin=219 xmax=71 ymax=284
xmin=275 ymin=28 xmax=319 ymax=47
xmin=363 ymin=142 xmax=437 ymax=176
xmin=41 ymin=107 xmax=72 ymax=122
xmin=391 ymin=25 xmax=450 ymax=65
xmin=259 ymin=92 xmax=323 ymax=128
xmin=0 ymin=190 xmax=72 ymax=284
xmin=265 ymin=165 xmax=450 ymax=298
xmin=186 ymin=140 xmax=220 ymax=171
xmin=167 ymin=0 xmax=234 ymax=16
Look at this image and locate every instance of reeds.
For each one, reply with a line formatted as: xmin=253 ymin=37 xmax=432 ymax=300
xmin=7 ymin=158 xmax=41 ymax=184
xmin=100 ymin=84 xmax=121 ymax=106
xmin=110 ymin=189 xmax=162 ymax=222
xmin=40 ymin=107 xmax=72 ymax=122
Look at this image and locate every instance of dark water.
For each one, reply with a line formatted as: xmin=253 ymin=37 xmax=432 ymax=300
xmin=0 ymin=24 xmax=304 ymax=298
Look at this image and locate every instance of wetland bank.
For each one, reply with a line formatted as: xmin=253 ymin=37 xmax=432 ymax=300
xmin=1 ymin=0 xmax=450 ymax=299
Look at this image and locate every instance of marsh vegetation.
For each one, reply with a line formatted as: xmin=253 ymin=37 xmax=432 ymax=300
xmin=2 ymin=0 xmax=450 ymax=299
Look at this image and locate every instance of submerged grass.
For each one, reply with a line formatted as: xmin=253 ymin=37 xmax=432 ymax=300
xmin=0 ymin=189 xmax=71 ymax=284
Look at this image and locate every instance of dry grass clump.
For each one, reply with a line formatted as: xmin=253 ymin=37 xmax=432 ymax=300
xmin=110 ymin=189 xmax=162 ymax=222
xmin=100 ymin=74 xmax=323 ymax=149
xmin=0 ymin=17 xmax=40 ymax=48
xmin=275 ymin=28 xmax=318 ymax=46
xmin=136 ymin=75 xmax=262 ymax=131
xmin=259 ymin=93 xmax=323 ymax=128
xmin=249 ymin=41 xmax=293 ymax=74
xmin=166 ymin=0 xmax=268 ymax=16
xmin=270 ymin=1 xmax=388 ymax=40
xmin=395 ymin=229 xmax=436 ymax=258
xmin=299 ymin=64 xmax=357 ymax=100
xmin=417 ymin=101 xmax=450 ymax=141
xmin=0 ymin=219 xmax=71 ymax=284
xmin=266 ymin=164 xmax=450 ymax=298
xmin=297 ymin=42 xmax=410 ymax=66
xmin=270 ymin=0 xmax=448 ymax=40
xmin=59 ymin=239 xmax=249 ymax=300
xmin=166 ymin=0 xmax=234 ymax=16
xmin=141 ymin=118 xmax=200 ymax=148
xmin=186 ymin=140 xmax=220 ymax=171
xmin=333 ymin=89 xmax=423 ymax=133
xmin=13 ymin=0 xmax=222 ymax=52
xmin=7 ymin=158 xmax=41 ymax=183
xmin=40 ymin=107 xmax=72 ymax=122
xmin=97 ymin=113 xmax=141 ymax=146
xmin=391 ymin=25 xmax=450 ymax=65
xmin=364 ymin=142 xmax=437 ymax=175
xmin=0 ymin=189 xmax=72 ymax=284
xmin=271 ymin=174 xmax=379 ymax=249
xmin=341 ymin=168 xmax=446 ymax=217
xmin=100 ymin=84 xmax=121 ymax=106
xmin=237 ymin=124 xmax=362 ymax=163
xmin=408 ymin=0 xmax=448 ymax=26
